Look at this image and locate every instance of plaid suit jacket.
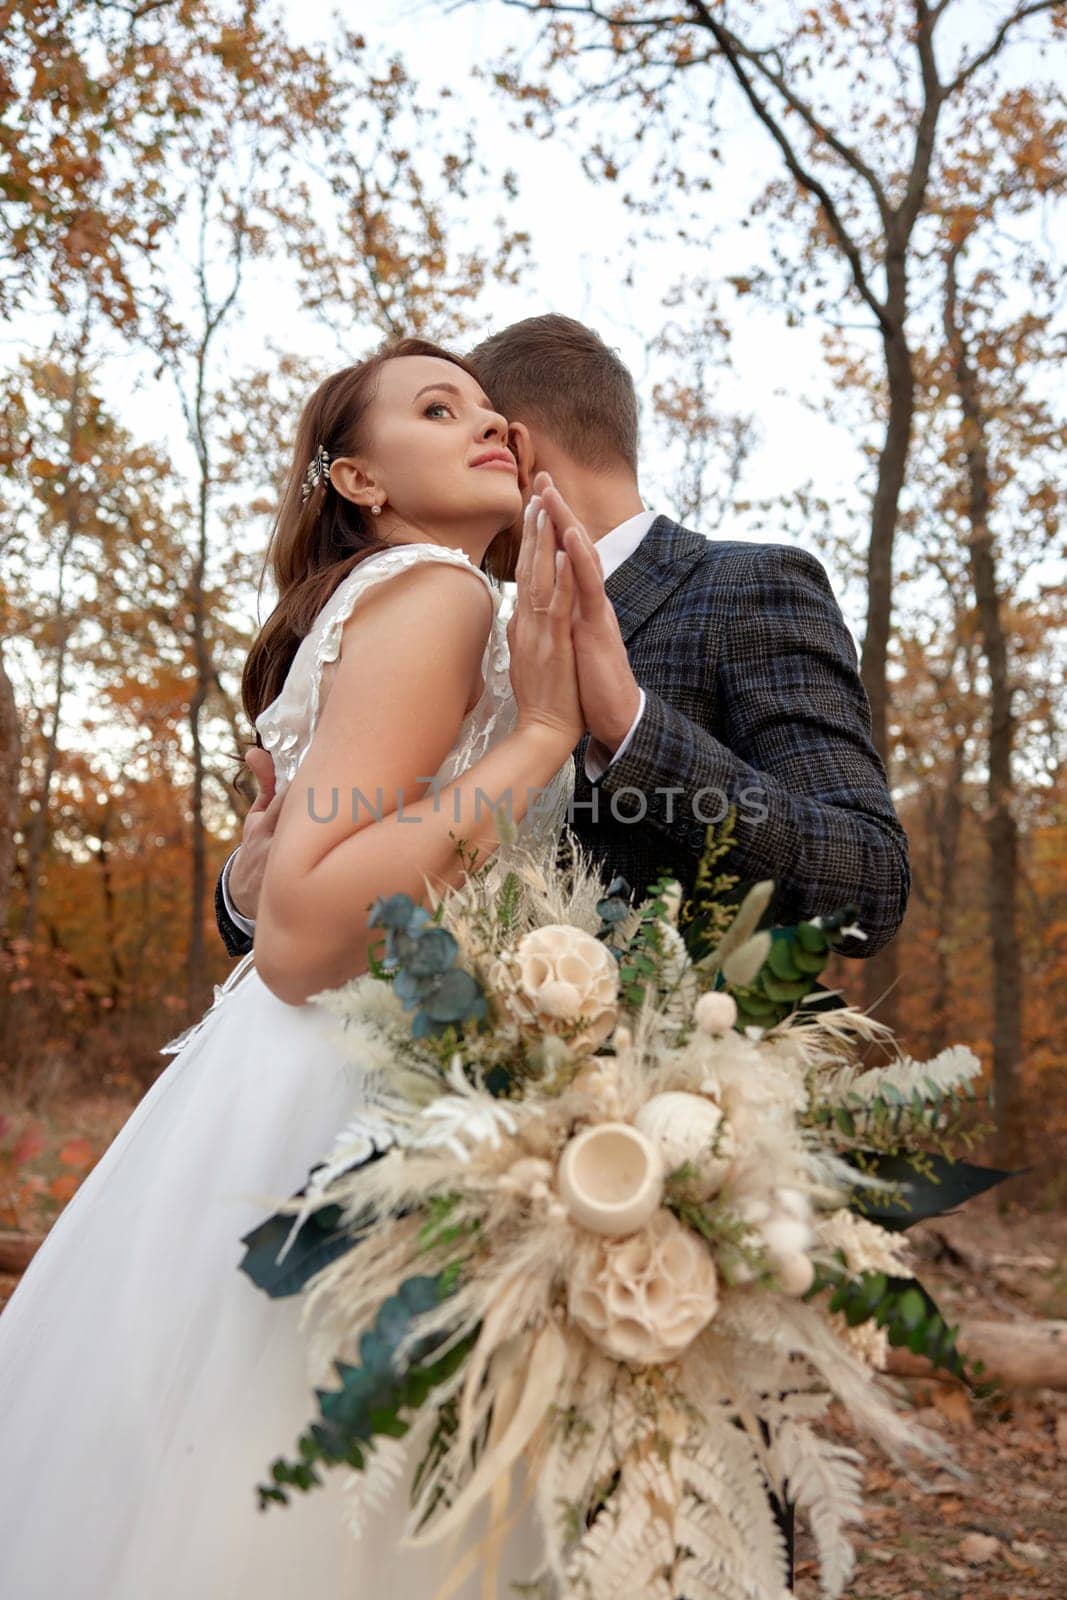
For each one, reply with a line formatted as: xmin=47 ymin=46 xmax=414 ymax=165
xmin=564 ymin=515 xmax=909 ymax=958
xmin=215 ymin=515 xmax=908 ymax=960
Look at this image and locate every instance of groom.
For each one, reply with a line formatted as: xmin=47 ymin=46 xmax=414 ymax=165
xmin=215 ymin=313 xmax=909 ymax=965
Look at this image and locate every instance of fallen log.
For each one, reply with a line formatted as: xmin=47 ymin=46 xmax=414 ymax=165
xmin=0 ymin=1231 xmax=44 ymax=1275
xmin=887 ymin=1318 xmax=1067 ymax=1389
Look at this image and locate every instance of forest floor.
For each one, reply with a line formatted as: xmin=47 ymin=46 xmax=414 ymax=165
xmin=794 ymin=1200 xmax=1067 ymax=1599
xmin=2 ymin=1092 xmax=1065 ymax=1596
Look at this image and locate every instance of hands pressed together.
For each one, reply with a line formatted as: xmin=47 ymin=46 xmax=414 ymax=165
xmin=507 ymin=470 xmax=642 ymax=757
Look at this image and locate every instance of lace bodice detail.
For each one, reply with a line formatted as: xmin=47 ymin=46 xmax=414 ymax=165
xmin=255 ymin=542 xmax=574 ymax=855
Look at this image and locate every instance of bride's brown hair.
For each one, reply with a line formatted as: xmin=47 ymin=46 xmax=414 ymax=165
xmin=241 ymin=336 xmax=514 ymax=733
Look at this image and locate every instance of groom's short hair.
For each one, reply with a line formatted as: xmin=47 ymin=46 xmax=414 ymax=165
xmin=468 ymin=314 xmax=639 ymax=474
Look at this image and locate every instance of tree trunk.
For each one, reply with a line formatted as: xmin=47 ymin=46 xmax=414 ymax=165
xmin=930 ymin=727 xmax=968 ymax=1055
xmin=860 ymin=259 xmax=915 ymax=1036
xmin=187 ymin=492 xmax=209 ymax=1010
xmin=0 ymin=1231 xmax=42 ymax=1274
xmin=944 ymin=242 xmax=1026 ymax=1172
xmin=91 ymin=801 xmax=124 ymax=1008
xmin=21 ymin=343 xmax=88 ymax=944
xmin=0 ymin=648 xmax=19 ymax=940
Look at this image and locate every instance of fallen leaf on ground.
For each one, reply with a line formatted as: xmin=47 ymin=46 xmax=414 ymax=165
xmin=957 ymin=1531 xmax=1002 ymax=1565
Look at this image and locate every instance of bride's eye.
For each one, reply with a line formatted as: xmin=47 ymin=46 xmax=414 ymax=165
xmin=424 ymin=400 xmax=454 ymax=419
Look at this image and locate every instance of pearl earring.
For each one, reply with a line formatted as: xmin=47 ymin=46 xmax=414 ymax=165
xmin=370 ymin=504 xmax=382 ymax=516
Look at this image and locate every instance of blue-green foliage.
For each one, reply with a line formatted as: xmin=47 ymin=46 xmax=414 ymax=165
xmin=369 ymin=893 xmax=487 ymax=1039
xmin=257 ymin=1271 xmax=476 ymax=1508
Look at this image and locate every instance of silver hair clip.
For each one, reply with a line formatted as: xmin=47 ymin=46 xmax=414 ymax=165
xmin=300 ymin=443 xmax=331 ymax=504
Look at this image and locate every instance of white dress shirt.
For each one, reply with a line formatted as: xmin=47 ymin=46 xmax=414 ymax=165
xmin=579 ymin=506 xmax=656 ymax=781
xmin=221 ymin=507 xmax=658 ymax=937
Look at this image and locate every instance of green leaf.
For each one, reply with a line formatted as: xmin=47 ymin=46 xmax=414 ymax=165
xmin=791 ymin=944 xmax=827 ymax=974
xmin=844 ymin=1151 xmax=1017 ymax=1231
xmin=257 ymin=1271 xmax=478 ymax=1510
xmin=767 ymin=936 xmax=802 ymax=982
xmin=894 ymin=1286 xmax=928 ymax=1334
xmin=238 ymin=1153 xmax=385 ymax=1298
xmin=833 ymin=1105 xmax=856 ymax=1138
xmin=759 ymin=973 xmax=810 ymax=1002
xmin=823 ymin=1271 xmax=969 ymax=1383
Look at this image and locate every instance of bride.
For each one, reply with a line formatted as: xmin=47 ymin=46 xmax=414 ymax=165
xmin=0 ymin=338 xmax=591 ymax=1597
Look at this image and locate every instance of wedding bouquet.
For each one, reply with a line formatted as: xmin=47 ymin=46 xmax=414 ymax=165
xmin=240 ymin=812 xmax=1005 ymax=1600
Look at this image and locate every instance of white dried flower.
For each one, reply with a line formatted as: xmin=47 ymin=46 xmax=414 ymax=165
xmin=817 ymin=1208 xmax=912 ymax=1278
xmin=633 ymin=1091 xmax=735 ymax=1197
xmin=659 ymin=879 xmax=684 ymax=925
xmin=832 ymin=1310 xmax=889 ymax=1369
xmin=409 ymin=1054 xmax=519 ymax=1162
xmin=693 ymin=991 xmax=738 ymax=1034
xmin=774 ymin=1252 xmax=816 ymax=1297
xmin=762 ymin=1215 xmax=814 ymax=1260
xmin=488 ymin=923 xmax=619 ymax=1053
xmin=651 ymin=923 xmax=700 ymax=1029
xmin=774 ymin=1186 xmax=813 ymax=1222
xmin=568 ymin=1209 xmax=719 ymax=1365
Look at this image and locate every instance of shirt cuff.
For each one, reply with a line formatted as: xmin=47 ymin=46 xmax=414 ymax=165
xmin=221 ymin=846 xmax=257 ymax=938
xmin=584 ymin=688 xmax=647 ymax=785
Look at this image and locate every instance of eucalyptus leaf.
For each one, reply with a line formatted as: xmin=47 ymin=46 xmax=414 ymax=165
xmin=419 ymin=968 xmax=486 ymax=1024
xmin=258 ymin=1271 xmax=478 ymax=1508
xmin=405 ymin=927 xmax=459 ymax=976
xmin=368 ymin=894 xmax=418 ymax=930
xmin=767 ymin=937 xmax=802 ymax=982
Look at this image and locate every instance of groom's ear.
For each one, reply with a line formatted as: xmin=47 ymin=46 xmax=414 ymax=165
xmin=507 ymin=423 xmax=536 ymax=494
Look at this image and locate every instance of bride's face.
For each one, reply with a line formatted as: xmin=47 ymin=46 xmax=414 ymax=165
xmin=344 ymin=354 xmax=520 ymax=534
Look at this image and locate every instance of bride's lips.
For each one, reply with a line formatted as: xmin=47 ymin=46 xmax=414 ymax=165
xmin=470 ymin=449 xmax=518 ymax=472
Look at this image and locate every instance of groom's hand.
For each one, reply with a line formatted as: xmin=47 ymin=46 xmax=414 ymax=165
xmin=228 ymin=746 xmax=282 ymax=921
xmin=533 ymin=472 xmax=642 ymax=757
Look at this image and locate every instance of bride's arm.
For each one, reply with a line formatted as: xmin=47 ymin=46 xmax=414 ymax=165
xmin=255 ymin=562 xmax=574 ymax=1006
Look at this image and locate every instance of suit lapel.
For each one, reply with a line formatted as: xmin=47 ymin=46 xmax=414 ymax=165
xmin=605 ymin=515 xmax=709 ymax=643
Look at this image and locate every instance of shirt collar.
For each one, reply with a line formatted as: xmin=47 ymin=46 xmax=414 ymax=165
xmin=593 ymin=508 xmax=657 ymax=582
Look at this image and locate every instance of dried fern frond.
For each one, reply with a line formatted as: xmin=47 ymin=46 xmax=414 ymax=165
xmin=768 ymin=1419 xmax=864 ymax=1599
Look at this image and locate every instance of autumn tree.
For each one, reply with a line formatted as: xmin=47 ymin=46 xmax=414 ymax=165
xmin=2 ymin=1 xmax=528 ymax=1028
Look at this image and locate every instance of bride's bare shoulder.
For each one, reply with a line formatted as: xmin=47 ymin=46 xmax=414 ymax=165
xmin=341 ymin=550 xmax=495 ymax=629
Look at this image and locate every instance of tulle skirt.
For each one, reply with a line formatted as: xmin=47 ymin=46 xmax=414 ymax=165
xmin=0 ymin=955 xmax=543 ymax=1598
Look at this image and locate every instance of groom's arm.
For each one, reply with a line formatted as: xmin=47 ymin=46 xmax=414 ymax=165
xmin=590 ymin=544 xmax=909 ymax=959
xmin=214 ymin=746 xmax=282 ymax=957
xmin=215 ymin=850 xmax=256 ymax=958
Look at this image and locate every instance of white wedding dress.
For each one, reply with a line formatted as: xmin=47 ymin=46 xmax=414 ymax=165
xmin=0 ymin=543 xmax=575 ymax=1599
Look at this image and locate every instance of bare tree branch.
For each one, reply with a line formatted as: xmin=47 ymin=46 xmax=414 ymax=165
xmin=704 ymin=19 xmax=893 ymax=229
xmin=947 ymin=0 xmax=1065 ymax=96
xmin=685 ymin=0 xmax=891 ymax=333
